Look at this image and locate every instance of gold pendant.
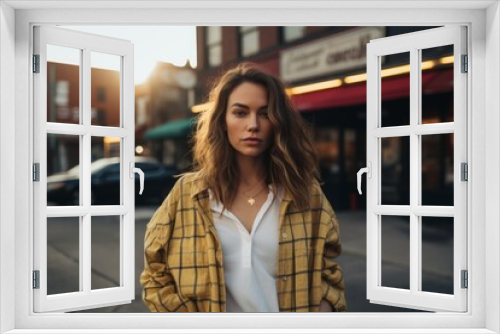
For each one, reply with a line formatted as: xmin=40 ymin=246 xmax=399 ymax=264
xmin=248 ymin=198 xmax=255 ymax=206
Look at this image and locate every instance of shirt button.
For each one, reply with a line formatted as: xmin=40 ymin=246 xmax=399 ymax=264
xmin=282 ymin=276 xmax=288 ymax=282
xmin=282 ymin=233 xmax=287 ymax=238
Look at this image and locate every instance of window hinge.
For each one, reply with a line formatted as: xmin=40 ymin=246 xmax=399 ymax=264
xmin=461 ymin=270 xmax=468 ymax=289
xmin=461 ymin=54 xmax=468 ymax=73
xmin=33 ymin=163 xmax=40 ymax=182
xmin=33 ymin=270 xmax=40 ymax=289
xmin=461 ymin=162 xmax=468 ymax=181
xmin=33 ymin=54 xmax=40 ymax=73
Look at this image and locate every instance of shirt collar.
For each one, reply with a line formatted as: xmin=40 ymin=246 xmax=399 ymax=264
xmin=208 ymin=183 xmax=285 ymax=214
xmin=191 ymin=175 xmax=290 ymax=203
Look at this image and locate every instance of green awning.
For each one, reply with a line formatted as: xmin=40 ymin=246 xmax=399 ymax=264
xmin=144 ymin=117 xmax=197 ymax=140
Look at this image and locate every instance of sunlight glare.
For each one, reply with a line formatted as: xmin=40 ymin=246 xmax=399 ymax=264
xmin=59 ymin=26 xmax=197 ymax=85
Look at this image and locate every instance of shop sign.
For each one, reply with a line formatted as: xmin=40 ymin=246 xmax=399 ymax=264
xmin=280 ymin=27 xmax=385 ymax=82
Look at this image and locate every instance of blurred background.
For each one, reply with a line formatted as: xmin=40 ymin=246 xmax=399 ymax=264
xmin=44 ymin=26 xmax=455 ymax=313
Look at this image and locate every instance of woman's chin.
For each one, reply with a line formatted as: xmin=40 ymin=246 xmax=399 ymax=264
xmin=235 ymin=149 xmax=265 ymax=159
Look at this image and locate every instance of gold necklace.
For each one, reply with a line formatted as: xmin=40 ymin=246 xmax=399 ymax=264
xmin=241 ymin=184 xmax=267 ymax=206
xmin=240 ymin=177 xmax=262 ymax=194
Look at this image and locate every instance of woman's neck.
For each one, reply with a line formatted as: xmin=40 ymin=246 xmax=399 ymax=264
xmin=236 ymin=155 xmax=266 ymax=186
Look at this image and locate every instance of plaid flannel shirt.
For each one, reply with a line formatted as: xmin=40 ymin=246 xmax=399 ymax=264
xmin=140 ymin=173 xmax=346 ymax=312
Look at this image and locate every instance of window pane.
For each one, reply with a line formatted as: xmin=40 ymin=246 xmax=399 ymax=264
xmin=240 ymin=25 xmax=256 ymax=33
xmin=47 ymin=217 xmax=80 ymax=295
xmin=241 ymin=30 xmax=259 ymax=57
xmin=47 ymin=44 xmax=81 ymax=124
xmin=381 ymin=136 xmax=410 ymax=205
xmin=421 ymin=134 xmax=454 ymax=206
xmin=47 ymin=134 xmax=80 ymax=206
xmin=208 ymin=44 xmax=222 ymax=67
xmin=91 ymin=216 xmax=121 ymax=290
xmin=91 ymin=52 xmax=121 ymax=127
xmin=91 ymin=137 xmax=121 ymax=205
xmin=381 ymin=215 xmax=410 ymax=290
xmin=206 ymin=26 xmax=222 ymax=44
xmin=283 ymin=26 xmax=306 ymax=42
xmin=421 ymin=45 xmax=454 ymax=124
xmin=421 ymin=216 xmax=454 ymax=294
xmin=381 ymin=52 xmax=410 ymax=127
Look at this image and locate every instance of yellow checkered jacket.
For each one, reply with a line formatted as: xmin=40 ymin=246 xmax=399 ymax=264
xmin=140 ymin=173 xmax=346 ymax=312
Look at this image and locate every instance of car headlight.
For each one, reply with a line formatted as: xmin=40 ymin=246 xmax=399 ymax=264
xmin=47 ymin=182 xmax=67 ymax=191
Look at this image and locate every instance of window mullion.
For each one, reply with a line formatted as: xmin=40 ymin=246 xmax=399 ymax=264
xmin=81 ymin=47 xmax=92 ymax=294
xmin=409 ymin=47 xmax=420 ymax=295
xmin=80 ymin=213 xmax=90 ymax=293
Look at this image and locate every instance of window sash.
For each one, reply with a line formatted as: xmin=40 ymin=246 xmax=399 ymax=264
xmin=32 ymin=25 xmax=136 ymax=313
xmin=366 ymin=26 xmax=467 ymax=312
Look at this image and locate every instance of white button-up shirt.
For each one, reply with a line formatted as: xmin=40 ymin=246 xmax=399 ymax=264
xmin=209 ymin=185 xmax=283 ymax=312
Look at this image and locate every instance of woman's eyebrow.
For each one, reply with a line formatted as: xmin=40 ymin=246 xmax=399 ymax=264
xmin=231 ymin=102 xmax=268 ymax=110
xmin=230 ymin=102 xmax=249 ymax=109
xmin=230 ymin=103 xmax=268 ymax=110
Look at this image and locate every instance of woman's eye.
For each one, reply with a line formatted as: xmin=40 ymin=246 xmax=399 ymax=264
xmin=259 ymin=111 xmax=269 ymax=118
xmin=233 ymin=110 xmax=246 ymax=116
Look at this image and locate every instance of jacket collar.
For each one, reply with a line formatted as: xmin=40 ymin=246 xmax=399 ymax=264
xmin=190 ymin=175 xmax=210 ymax=200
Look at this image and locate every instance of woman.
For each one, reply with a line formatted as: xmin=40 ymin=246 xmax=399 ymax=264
xmin=140 ymin=64 xmax=346 ymax=312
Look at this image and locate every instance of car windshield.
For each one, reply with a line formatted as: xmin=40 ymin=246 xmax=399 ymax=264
xmin=67 ymin=159 xmax=118 ymax=176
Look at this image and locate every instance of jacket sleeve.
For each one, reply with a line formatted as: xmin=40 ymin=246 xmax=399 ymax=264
xmin=140 ymin=178 xmax=198 ymax=312
xmin=320 ymin=193 xmax=347 ymax=312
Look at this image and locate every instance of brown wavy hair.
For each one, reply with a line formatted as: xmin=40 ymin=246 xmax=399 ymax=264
xmin=189 ymin=63 xmax=320 ymax=212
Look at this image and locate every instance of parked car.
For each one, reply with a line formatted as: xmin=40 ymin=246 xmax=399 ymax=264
xmin=47 ymin=157 xmax=179 ymax=206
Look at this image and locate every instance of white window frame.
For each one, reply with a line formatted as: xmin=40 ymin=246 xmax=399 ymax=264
xmin=33 ymin=25 xmax=136 ymax=313
xmin=365 ymin=26 xmax=468 ymax=312
xmin=0 ymin=2 xmax=498 ymax=334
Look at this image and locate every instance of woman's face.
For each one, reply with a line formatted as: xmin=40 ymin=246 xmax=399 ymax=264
xmin=225 ymin=81 xmax=273 ymax=159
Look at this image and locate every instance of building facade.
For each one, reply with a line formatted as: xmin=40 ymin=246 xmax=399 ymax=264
xmin=141 ymin=61 xmax=197 ymax=170
xmin=195 ymin=26 xmax=453 ymax=211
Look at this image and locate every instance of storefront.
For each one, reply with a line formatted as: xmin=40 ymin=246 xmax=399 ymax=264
xmin=280 ymin=27 xmax=454 ymax=210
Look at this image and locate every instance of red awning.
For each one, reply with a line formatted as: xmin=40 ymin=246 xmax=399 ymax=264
xmin=291 ymin=68 xmax=453 ymax=112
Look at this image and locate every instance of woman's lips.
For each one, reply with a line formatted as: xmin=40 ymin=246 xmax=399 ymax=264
xmin=242 ymin=138 xmax=262 ymax=145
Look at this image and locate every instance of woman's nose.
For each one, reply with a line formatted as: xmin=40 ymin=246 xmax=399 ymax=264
xmin=247 ymin=114 xmax=259 ymax=131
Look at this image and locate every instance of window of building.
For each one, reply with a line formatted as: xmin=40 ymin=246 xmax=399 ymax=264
xmin=239 ymin=26 xmax=259 ymax=57
xmin=282 ymin=26 xmax=306 ymax=43
xmin=206 ymin=26 xmax=222 ymax=67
